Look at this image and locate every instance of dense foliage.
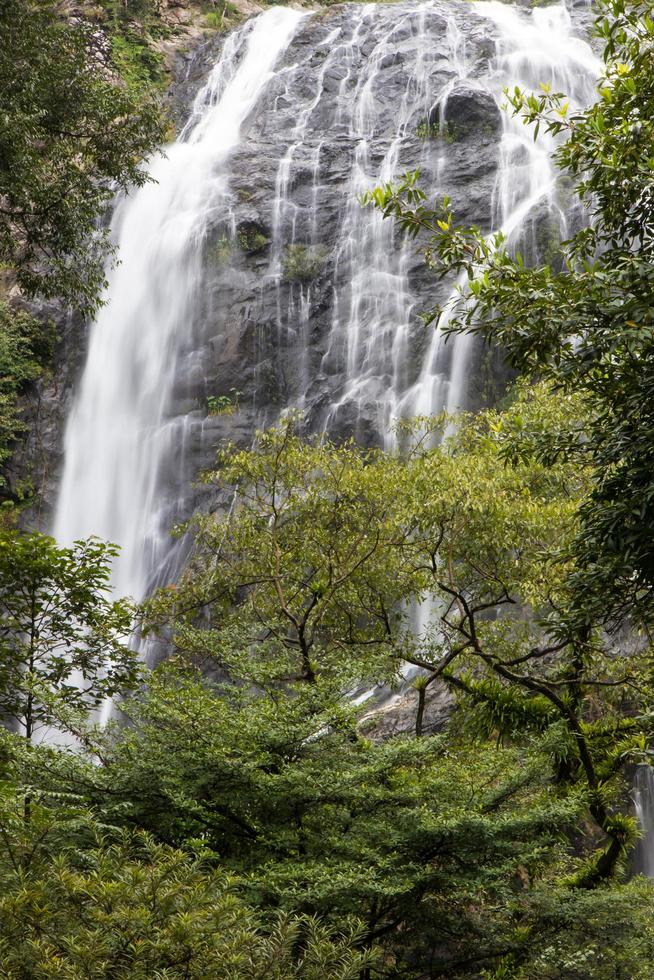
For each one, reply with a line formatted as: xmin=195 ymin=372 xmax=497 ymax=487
xmin=0 ymin=301 xmax=45 ymax=476
xmin=0 ymin=0 xmax=165 ymax=310
xmin=0 ymin=784 xmax=372 ymax=979
xmin=0 ymin=531 xmax=137 ymax=740
xmin=4 ymin=391 xmax=654 ymax=976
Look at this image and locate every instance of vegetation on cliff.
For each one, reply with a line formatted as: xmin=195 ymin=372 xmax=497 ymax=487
xmin=0 ymin=0 xmax=165 ymax=309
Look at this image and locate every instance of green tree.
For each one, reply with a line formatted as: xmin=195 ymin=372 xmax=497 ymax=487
xmin=0 ymin=0 xmax=165 ymax=312
xmin=153 ymin=416 xmax=417 ymax=687
xmin=0 ymin=0 xmax=166 ymax=479
xmin=0 ymin=531 xmax=138 ymax=740
xmin=38 ymin=658 xmax=582 ymax=977
xmin=0 ymin=783 xmax=373 ymax=979
xmin=144 ymin=400 xmax=651 ymax=891
xmin=28 ymin=392 xmax=654 ymax=975
xmin=491 ymin=883 xmax=654 ymax=979
xmin=361 ymin=0 xmax=654 ymax=896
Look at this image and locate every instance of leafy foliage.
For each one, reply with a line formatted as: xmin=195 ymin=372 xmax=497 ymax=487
xmin=0 ymin=0 xmax=167 ymax=480
xmin=29 ymin=659 xmax=582 ymax=975
xmin=0 ymin=302 xmax=46 ymax=480
xmin=3 ymin=0 xmax=654 ymax=974
xmin=5 ymin=384 xmax=654 ymax=974
xmin=0 ymin=786 xmax=372 ymax=979
xmin=283 ymin=243 xmax=328 ymax=282
xmin=0 ymin=0 xmax=166 ymax=313
xmin=0 ymin=531 xmax=138 ymax=740
xmin=23 ymin=386 xmax=646 ymax=972
xmin=160 ymin=416 xmax=417 ymax=685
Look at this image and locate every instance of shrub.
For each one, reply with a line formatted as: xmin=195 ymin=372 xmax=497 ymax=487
xmin=237 ymin=225 xmax=269 ymax=254
xmin=282 ymin=244 xmax=327 ymax=283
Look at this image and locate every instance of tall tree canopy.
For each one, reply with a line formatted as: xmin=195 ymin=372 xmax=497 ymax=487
xmin=22 ymin=392 xmax=654 ymax=975
xmin=0 ymin=0 xmax=166 ymax=483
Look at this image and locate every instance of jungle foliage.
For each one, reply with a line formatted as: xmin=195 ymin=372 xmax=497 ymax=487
xmin=4 ymin=388 xmax=654 ymax=976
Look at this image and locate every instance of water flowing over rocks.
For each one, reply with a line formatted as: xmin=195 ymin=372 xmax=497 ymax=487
xmin=633 ymin=763 xmax=654 ymax=878
xmin=18 ymin=2 xmax=598 ymax=635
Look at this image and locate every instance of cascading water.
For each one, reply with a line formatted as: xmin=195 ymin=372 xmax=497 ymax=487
xmin=318 ymin=0 xmax=598 ymax=432
xmin=634 ymin=766 xmax=654 ymax=877
xmin=430 ymin=0 xmax=598 ymax=420
xmin=53 ymin=1 xmax=598 ymax=657
xmin=53 ymin=7 xmax=306 ymax=608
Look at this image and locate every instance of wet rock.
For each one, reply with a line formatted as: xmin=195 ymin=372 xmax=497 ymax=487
xmin=13 ymin=0 xmax=592 ymax=557
xmin=360 ymin=680 xmax=455 ymax=740
xmin=442 ymin=82 xmax=503 ymax=140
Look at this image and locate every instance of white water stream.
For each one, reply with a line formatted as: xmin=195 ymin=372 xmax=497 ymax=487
xmin=318 ymin=0 xmax=598 ymax=435
xmin=634 ymin=766 xmax=654 ymax=876
xmin=53 ymin=1 xmax=598 ymax=663
xmin=53 ymin=7 xmax=306 ymax=604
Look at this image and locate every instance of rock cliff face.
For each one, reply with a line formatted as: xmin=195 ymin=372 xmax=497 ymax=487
xmin=15 ymin=1 xmax=597 ymax=610
xmin=194 ymin=1 xmax=506 ymax=446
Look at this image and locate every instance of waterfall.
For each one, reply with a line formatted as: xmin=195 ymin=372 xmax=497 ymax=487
xmin=402 ymin=2 xmax=598 ymax=423
xmin=634 ymin=766 xmax=654 ymax=877
xmin=53 ymin=1 xmax=598 ymax=633
xmin=53 ymin=7 xmax=306 ymax=606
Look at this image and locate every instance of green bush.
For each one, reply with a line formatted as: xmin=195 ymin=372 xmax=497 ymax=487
xmin=282 ymin=244 xmax=327 ymax=283
xmin=111 ymin=30 xmax=166 ymax=94
xmin=237 ymin=226 xmax=269 ymax=254
xmin=416 ymin=118 xmax=457 ymax=142
xmin=207 ymin=388 xmax=241 ymax=415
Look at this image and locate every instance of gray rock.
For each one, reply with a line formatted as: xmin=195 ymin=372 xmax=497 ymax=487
xmin=360 ymin=679 xmax=455 ymax=740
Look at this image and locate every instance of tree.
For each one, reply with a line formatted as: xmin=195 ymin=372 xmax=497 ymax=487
xmin=36 ymin=658 xmax=582 ymax=977
xmin=363 ymin=0 xmax=654 ymax=633
xmin=0 ymin=0 xmax=165 ymax=313
xmin=493 ymin=883 xmax=654 ymax=980
xmin=28 ymin=391 xmax=654 ymax=975
xmin=0 ymin=530 xmax=138 ymax=740
xmin=360 ymin=0 xmax=654 ymax=897
xmin=0 ymin=783 xmax=373 ymax=979
xmin=0 ymin=0 xmax=166 ymax=479
xmin=142 ymin=399 xmax=651 ymax=890
xmin=150 ymin=415 xmax=417 ymax=688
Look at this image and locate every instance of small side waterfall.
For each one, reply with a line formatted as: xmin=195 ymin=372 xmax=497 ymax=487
xmin=634 ymin=766 xmax=654 ymax=877
xmin=394 ymin=1 xmax=598 ymax=424
xmin=53 ymin=1 xmax=598 ymax=635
